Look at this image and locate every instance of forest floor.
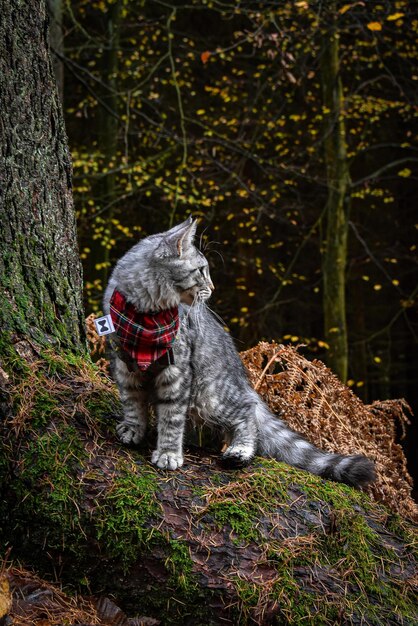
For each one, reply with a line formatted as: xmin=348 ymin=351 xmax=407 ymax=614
xmin=0 ymin=337 xmax=417 ymax=625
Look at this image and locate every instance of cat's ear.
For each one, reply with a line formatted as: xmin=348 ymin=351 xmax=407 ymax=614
xmin=164 ymin=217 xmax=198 ymax=257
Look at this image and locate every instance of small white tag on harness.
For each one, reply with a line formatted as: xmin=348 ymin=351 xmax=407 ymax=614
xmin=94 ymin=314 xmax=115 ymax=336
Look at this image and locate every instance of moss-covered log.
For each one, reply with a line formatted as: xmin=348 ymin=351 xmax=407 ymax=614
xmin=0 ymin=348 xmax=417 ymax=626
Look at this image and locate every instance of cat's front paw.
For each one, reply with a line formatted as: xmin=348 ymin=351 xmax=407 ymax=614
xmin=151 ymin=450 xmax=183 ymax=470
xmin=116 ymin=421 xmax=144 ymax=445
xmin=221 ymin=444 xmax=254 ymax=468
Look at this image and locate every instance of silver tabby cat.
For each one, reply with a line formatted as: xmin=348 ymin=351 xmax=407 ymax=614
xmin=103 ymin=217 xmax=375 ymax=487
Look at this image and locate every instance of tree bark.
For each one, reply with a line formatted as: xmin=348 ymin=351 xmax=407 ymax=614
xmin=47 ymin=0 xmax=64 ymax=101
xmin=320 ymin=5 xmax=350 ymax=382
xmin=0 ymin=0 xmax=85 ymax=352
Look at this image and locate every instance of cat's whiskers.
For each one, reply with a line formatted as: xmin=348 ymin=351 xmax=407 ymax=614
xmin=184 ymin=294 xmax=197 ymax=328
xmin=192 ymin=299 xmax=202 ymax=335
xmin=203 ymin=303 xmax=228 ymax=329
xmin=198 ymin=225 xmax=210 ymax=252
xmin=197 ymin=302 xmax=206 ymax=336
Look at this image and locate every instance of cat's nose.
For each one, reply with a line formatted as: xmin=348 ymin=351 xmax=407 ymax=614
xmin=208 ymin=280 xmax=215 ymax=291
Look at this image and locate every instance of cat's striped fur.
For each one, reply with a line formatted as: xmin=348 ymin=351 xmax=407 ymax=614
xmin=103 ymin=217 xmax=375 ymax=487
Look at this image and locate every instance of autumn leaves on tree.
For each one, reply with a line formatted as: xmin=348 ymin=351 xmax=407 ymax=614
xmin=61 ymin=1 xmax=418 ymax=404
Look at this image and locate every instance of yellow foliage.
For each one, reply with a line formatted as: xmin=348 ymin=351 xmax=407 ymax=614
xmin=387 ymin=13 xmax=404 ymax=21
xmin=398 ymin=168 xmax=411 ymax=177
xmin=367 ymin=22 xmax=382 ymax=31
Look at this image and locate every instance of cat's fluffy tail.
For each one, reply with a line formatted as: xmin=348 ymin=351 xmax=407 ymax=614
xmin=254 ymin=402 xmax=376 ymax=488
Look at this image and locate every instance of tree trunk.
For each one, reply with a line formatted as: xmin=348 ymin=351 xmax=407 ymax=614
xmin=0 ymin=0 xmax=85 ymax=352
xmin=47 ymin=0 xmax=64 ymax=101
xmin=320 ymin=5 xmax=350 ymax=382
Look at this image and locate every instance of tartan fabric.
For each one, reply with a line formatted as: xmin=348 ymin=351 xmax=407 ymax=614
xmin=109 ymin=289 xmax=179 ymax=371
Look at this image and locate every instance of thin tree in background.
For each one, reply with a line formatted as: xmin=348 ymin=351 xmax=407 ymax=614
xmin=320 ymin=4 xmax=350 ymax=382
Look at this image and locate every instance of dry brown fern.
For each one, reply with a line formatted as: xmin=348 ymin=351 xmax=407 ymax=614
xmin=242 ymin=341 xmax=417 ymax=522
xmin=86 ymin=313 xmax=110 ymax=373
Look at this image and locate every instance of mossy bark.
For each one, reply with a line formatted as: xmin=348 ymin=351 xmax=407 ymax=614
xmin=320 ymin=5 xmax=350 ymax=383
xmin=0 ymin=0 xmax=85 ymax=352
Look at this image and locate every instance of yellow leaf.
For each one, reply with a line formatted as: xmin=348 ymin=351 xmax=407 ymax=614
xmin=374 ymin=356 xmax=382 ymax=363
xmin=339 ymin=4 xmax=353 ymax=14
xmin=317 ymin=340 xmax=329 ymax=349
xmin=367 ymin=22 xmax=382 ymax=31
xmin=398 ymin=168 xmax=411 ymax=177
xmin=387 ymin=13 xmax=404 ymax=21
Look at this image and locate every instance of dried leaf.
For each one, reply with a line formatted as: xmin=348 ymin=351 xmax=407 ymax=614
xmin=241 ymin=342 xmax=417 ymax=522
xmin=95 ymin=596 xmax=129 ymax=625
xmin=0 ymin=576 xmax=12 ymax=619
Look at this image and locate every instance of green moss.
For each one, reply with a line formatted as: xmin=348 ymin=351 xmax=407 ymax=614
xmin=204 ymin=461 xmax=296 ymax=544
xmin=0 ymin=331 xmax=31 ymax=377
xmin=209 ymin=501 xmax=259 ymax=543
xmin=316 ymin=506 xmax=418 ymax=624
xmin=203 ymin=459 xmax=417 ymax=624
xmin=83 ymin=390 xmax=121 ymax=429
xmin=93 ymin=457 xmax=161 ymax=567
xmin=233 ymin=574 xmax=342 ymax=626
xmin=30 ymin=388 xmax=61 ymax=426
xmin=11 ymin=424 xmax=86 ymax=552
xmin=165 ymin=539 xmax=198 ymax=596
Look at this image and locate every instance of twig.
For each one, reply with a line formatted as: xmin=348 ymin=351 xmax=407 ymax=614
xmin=254 ymin=348 xmax=285 ymax=391
xmin=166 ymin=8 xmax=188 ymax=226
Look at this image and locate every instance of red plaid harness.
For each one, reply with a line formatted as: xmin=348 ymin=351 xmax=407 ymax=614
xmin=109 ymin=289 xmax=179 ymax=372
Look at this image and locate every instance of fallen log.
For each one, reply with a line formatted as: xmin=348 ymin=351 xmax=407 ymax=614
xmin=0 ymin=342 xmax=416 ymax=625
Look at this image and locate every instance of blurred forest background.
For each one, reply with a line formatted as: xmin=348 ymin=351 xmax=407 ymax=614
xmin=49 ymin=1 xmax=417 ymax=485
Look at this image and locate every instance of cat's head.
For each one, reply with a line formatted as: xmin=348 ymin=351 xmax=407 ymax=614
xmin=153 ymin=217 xmax=214 ymax=307
xmin=120 ymin=216 xmax=214 ymax=311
